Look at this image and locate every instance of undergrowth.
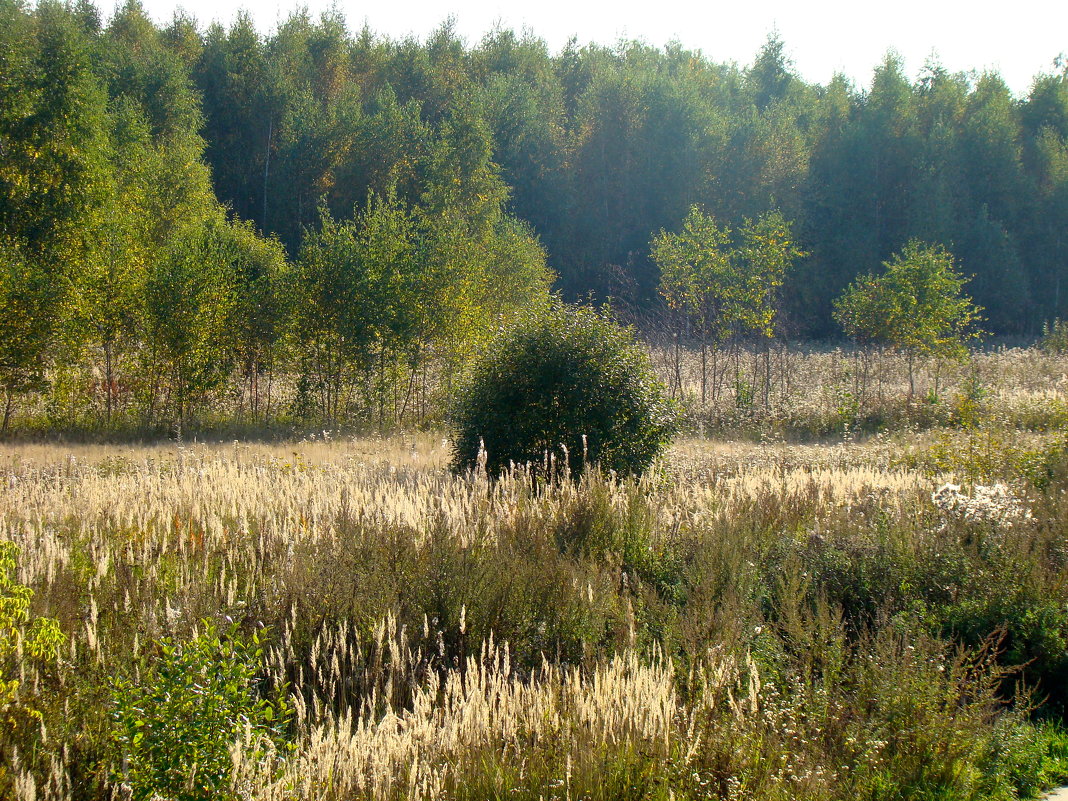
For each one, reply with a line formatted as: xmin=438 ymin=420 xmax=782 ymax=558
xmin=1 ymin=426 xmax=1067 ymax=799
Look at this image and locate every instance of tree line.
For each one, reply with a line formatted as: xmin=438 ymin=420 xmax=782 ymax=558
xmin=0 ymin=0 xmax=1065 ymax=429
xmin=0 ymin=0 xmax=550 ymax=430
xmin=181 ymin=6 xmax=1066 ymax=334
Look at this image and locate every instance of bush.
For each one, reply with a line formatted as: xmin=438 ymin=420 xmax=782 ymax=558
xmin=1040 ymin=319 xmax=1068 ymax=354
xmin=450 ymin=301 xmax=676 ymax=478
xmin=110 ymin=621 xmax=290 ymax=801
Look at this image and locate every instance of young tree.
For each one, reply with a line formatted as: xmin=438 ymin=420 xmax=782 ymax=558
xmin=833 ymin=240 xmax=983 ymax=399
xmin=652 ymin=206 xmax=803 ymax=403
xmin=292 ymin=194 xmax=418 ymax=423
xmin=224 ymin=220 xmax=290 ymax=420
xmin=0 ymin=241 xmax=61 ymax=432
xmin=143 ymin=219 xmax=238 ymax=425
xmin=734 ymin=210 xmax=806 ymax=406
xmin=66 ymin=215 xmax=145 ymax=424
xmin=733 ymin=210 xmax=805 ymax=340
xmin=650 ymin=204 xmax=732 ymax=401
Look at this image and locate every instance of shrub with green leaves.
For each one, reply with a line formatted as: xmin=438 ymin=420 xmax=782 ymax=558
xmin=0 ymin=541 xmax=63 ymax=717
xmin=110 ymin=621 xmax=289 ymax=801
xmin=450 ymin=301 xmax=677 ymax=478
xmin=1040 ymin=319 xmax=1068 ymax=355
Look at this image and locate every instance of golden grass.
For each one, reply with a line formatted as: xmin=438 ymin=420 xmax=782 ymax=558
xmin=1 ymin=430 xmax=1061 ymax=800
xmin=0 ymin=435 xmax=938 ymax=588
xmin=240 ymin=635 xmax=680 ymax=800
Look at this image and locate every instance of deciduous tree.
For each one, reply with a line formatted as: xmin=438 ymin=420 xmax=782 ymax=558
xmin=834 ymin=240 xmax=983 ymax=399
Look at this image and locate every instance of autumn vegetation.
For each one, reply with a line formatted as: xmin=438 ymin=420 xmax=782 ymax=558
xmin=4 ymin=1 xmax=1068 ymax=799
xmin=1 ymin=0 xmax=1067 ymax=434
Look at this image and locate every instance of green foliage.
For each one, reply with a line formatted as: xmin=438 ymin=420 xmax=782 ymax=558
xmin=292 ymin=194 xmax=418 ymax=421
xmin=0 ymin=242 xmax=61 ymax=428
xmin=834 ymin=241 xmax=984 ymax=372
xmin=110 ymin=621 xmax=289 ymax=801
xmin=651 ymin=205 xmax=733 ymax=341
xmin=143 ymin=218 xmax=238 ymax=422
xmin=1 ymin=0 xmax=1067 ymax=432
xmin=733 ymin=210 xmax=807 ymax=339
xmin=1040 ymin=318 xmax=1068 ymax=354
xmin=451 ymin=301 xmax=677 ymax=477
xmin=979 ymin=721 xmax=1068 ymax=799
xmin=299 ymin=193 xmax=419 ymax=362
xmin=0 ymin=541 xmax=63 ymax=727
xmin=653 ymin=206 xmax=805 ymax=342
xmin=291 ymin=182 xmax=551 ymax=425
xmin=0 ymin=0 xmax=110 ymax=258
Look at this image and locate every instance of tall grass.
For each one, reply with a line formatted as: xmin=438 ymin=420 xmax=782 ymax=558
xmin=7 ymin=344 xmax=1068 ymax=438
xmin=651 ymin=343 xmax=1068 ymax=438
xmin=2 ymin=429 xmax=1068 ymax=799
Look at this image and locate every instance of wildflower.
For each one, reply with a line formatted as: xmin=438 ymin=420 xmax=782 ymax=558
xmin=932 ymin=481 xmax=1030 ymax=527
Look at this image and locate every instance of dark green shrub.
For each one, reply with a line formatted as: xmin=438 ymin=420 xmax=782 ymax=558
xmin=450 ymin=301 xmax=677 ymax=478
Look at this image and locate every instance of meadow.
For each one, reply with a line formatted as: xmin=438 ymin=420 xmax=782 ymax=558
xmin=3 ymin=347 xmax=1068 ymax=800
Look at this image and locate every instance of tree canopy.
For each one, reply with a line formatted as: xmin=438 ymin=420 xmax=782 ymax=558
xmin=0 ymin=1 xmax=1062 ymax=429
xmin=833 ymin=240 xmax=984 ymax=395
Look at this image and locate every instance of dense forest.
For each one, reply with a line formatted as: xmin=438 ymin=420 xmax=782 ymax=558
xmin=1 ymin=0 xmax=1067 ymax=429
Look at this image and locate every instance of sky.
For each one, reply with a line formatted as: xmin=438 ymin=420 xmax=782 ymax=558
xmin=132 ymin=0 xmax=1066 ymax=97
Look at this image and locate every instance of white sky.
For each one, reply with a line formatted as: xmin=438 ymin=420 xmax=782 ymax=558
xmin=131 ymin=0 xmax=1066 ymax=97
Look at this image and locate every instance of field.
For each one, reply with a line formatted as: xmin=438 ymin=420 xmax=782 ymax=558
xmin=3 ymin=2 xmax=1067 ymax=795
xmin=3 ymin=349 xmax=1068 ymax=800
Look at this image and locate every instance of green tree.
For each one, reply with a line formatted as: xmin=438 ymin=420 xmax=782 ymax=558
xmin=833 ymin=240 xmax=984 ymax=398
xmin=651 ymin=204 xmax=733 ymax=401
xmin=734 ymin=210 xmax=805 ymax=406
xmin=225 ymin=221 xmax=290 ymax=420
xmin=66 ymin=214 xmax=144 ymax=424
xmin=0 ymin=241 xmax=60 ymax=431
xmin=195 ymin=12 xmax=276 ymax=231
xmin=1022 ymin=65 xmax=1068 ymax=322
xmin=414 ymin=99 xmax=552 ymax=368
xmin=652 ymin=206 xmax=803 ymax=402
xmin=733 ymin=210 xmax=805 ymax=339
xmin=746 ymin=33 xmax=795 ymax=112
xmin=292 ymin=194 xmax=418 ymax=423
xmin=0 ymin=1 xmax=110 ymax=259
xmin=143 ymin=219 xmax=238 ymax=425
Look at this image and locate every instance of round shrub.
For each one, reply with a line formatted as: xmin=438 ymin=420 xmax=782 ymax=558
xmin=450 ymin=301 xmax=677 ymax=477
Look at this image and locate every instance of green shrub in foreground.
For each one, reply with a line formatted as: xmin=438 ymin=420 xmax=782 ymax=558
xmin=451 ymin=301 xmax=677 ymax=477
xmin=110 ymin=621 xmax=289 ymax=801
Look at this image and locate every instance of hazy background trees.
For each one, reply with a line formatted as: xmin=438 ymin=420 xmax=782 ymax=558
xmin=0 ymin=0 xmax=1065 ymax=430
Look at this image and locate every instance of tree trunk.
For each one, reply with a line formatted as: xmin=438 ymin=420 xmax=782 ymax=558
xmin=263 ymin=120 xmax=273 ymax=230
xmin=907 ymin=352 xmax=915 ymax=402
xmin=399 ymin=346 xmax=421 ymax=424
xmin=262 ymin=365 xmax=271 ymax=422
xmin=1 ymin=386 xmax=12 ymax=434
xmin=673 ymin=332 xmax=682 ymax=398
xmin=700 ymin=340 xmax=707 ymax=405
xmin=853 ymin=347 xmax=860 ymax=401
xmin=763 ymin=339 xmax=771 ymax=410
xmin=104 ymin=341 xmax=114 ymax=425
xmin=711 ymin=344 xmax=718 ymax=403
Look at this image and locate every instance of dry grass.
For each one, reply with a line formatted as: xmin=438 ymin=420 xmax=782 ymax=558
xmin=648 ymin=344 xmax=1068 ymax=438
xmin=2 ymin=428 xmax=1068 ymax=800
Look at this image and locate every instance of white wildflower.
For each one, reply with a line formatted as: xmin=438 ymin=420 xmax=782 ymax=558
xmin=932 ymin=482 xmax=1031 ymax=527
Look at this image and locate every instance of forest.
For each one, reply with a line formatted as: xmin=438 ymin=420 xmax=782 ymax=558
xmin=1 ymin=0 xmax=1067 ymax=431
